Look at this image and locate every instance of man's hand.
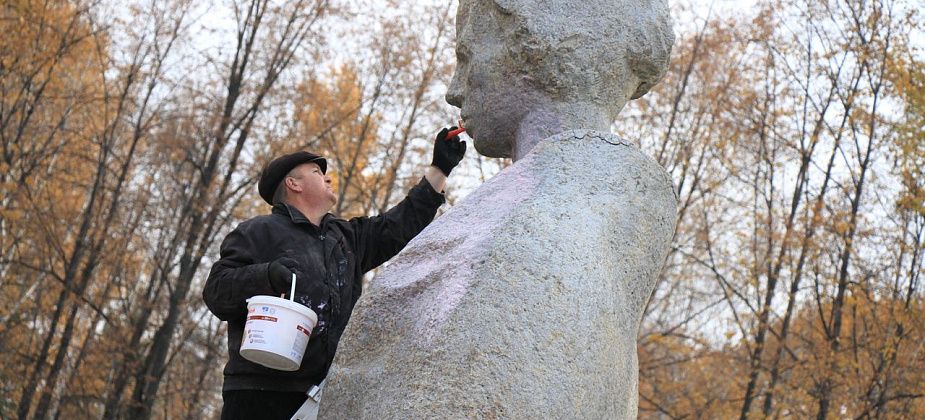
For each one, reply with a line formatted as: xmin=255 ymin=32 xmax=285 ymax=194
xmin=431 ymin=126 xmax=466 ymax=176
xmin=267 ymin=257 xmax=300 ymax=295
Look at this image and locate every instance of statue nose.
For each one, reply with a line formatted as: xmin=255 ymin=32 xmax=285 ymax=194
xmin=445 ymin=90 xmax=463 ymax=108
xmin=446 ymin=72 xmax=464 ymax=107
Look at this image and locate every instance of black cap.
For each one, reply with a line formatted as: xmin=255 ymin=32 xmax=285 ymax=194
xmin=258 ymin=151 xmax=327 ymax=205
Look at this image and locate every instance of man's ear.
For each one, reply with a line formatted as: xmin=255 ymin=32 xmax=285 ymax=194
xmin=286 ymin=176 xmax=301 ymax=192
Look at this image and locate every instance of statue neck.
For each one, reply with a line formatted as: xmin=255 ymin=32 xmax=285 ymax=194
xmin=512 ymin=102 xmax=615 ymax=161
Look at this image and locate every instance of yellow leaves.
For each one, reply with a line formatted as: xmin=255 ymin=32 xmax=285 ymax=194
xmin=288 ymin=63 xmax=391 ymax=218
xmin=639 ymin=333 xmax=744 ymax=418
xmin=646 ymin=332 xmax=670 ymax=346
xmin=630 ymin=0 xmax=925 ymax=417
xmin=896 ymin=182 xmax=925 ymax=216
xmin=833 ymin=219 xmax=852 ymax=235
xmin=0 ymin=207 xmax=26 ymax=224
xmin=295 ymin=65 xmax=365 ymax=141
xmin=883 ymin=42 xmax=925 ymax=217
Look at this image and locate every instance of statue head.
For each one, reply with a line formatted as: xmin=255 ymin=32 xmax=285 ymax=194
xmin=446 ymin=0 xmax=674 ymax=159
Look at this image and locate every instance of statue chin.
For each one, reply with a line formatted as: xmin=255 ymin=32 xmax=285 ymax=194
xmin=472 ymin=138 xmax=511 ymax=159
xmin=465 ymin=117 xmax=518 ymax=159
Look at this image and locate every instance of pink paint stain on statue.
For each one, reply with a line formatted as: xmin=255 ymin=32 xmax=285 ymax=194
xmin=378 ymin=167 xmax=538 ymax=341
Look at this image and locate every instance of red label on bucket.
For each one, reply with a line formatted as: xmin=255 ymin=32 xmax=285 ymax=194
xmin=248 ymin=315 xmax=278 ymax=322
xmin=297 ymin=325 xmax=311 ymax=336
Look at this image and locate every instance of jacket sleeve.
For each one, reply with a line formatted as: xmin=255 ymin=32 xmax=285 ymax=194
xmin=350 ymin=177 xmax=445 ymax=273
xmin=202 ymin=225 xmax=275 ymax=321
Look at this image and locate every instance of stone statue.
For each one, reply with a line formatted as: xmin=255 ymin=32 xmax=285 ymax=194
xmin=320 ymin=0 xmax=676 ymax=418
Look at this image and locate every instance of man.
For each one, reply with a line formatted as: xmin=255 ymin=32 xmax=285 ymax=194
xmin=202 ymin=127 xmax=466 ymax=420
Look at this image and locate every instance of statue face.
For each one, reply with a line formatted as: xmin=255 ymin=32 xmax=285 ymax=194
xmin=446 ymin=1 xmax=532 ymax=158
xmin=447 ymin=0 xmax=673 ymax=159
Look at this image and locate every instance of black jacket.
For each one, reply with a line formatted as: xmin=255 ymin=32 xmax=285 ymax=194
xmin=203 ymin=178 xmax=444 ymax=392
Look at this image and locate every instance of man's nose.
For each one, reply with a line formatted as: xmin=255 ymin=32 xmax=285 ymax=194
xmin=324 ymin=175 xmax=332 ymax=184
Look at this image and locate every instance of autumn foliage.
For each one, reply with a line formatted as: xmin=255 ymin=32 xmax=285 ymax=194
xmin=1 ymin=0 xmax=458 ymax=418
xmin=623 ymin=0 xmax=925 ymax=418
xmin=1 ymin=0 xmax=923 ymax=419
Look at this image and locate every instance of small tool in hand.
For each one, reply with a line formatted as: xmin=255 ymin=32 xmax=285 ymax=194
xmin=445 ymin=120 xmax=466 ymax=139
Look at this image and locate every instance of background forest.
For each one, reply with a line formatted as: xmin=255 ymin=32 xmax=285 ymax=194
xmin=1 ymin=0 xmax=922 ymax=418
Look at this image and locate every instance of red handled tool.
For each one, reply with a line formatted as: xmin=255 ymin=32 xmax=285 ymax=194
xmin=445 ymin=120 xmax=466 ymax=139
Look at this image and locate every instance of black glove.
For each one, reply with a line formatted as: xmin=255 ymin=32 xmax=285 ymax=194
xmin=431 ymin=126 xmax=466 ymax=176
xmin=267 ymin=257 xmax=300 ymax=295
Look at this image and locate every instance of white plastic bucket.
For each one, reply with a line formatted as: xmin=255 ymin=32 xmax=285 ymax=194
xmin=240 ymin=295 xmax=318 ymax=371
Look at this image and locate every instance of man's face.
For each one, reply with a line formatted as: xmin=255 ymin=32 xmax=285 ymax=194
xmin=446 ymin=0 xmax=537 ymax=159
xmin=287 ymin=162 xmax=336 ymax=209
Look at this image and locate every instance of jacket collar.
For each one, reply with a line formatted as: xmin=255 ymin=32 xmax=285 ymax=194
xmin=272 ymin=202 xmax=331 ymax=230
